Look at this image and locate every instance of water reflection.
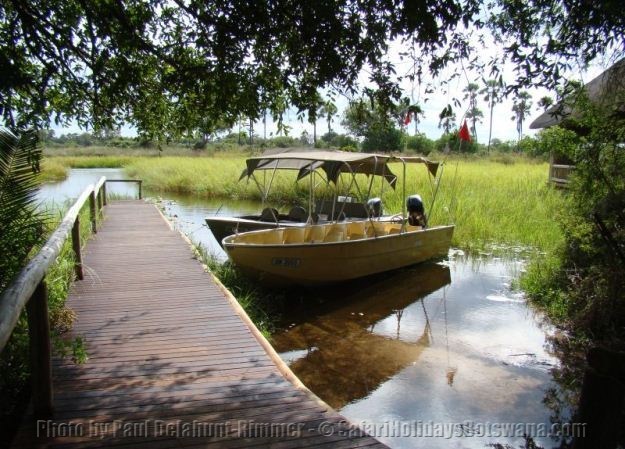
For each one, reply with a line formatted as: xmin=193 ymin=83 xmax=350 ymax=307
xmin=271 ymin=263 xmax=451 ymax=409
xmin=41 ymin=169 xmax=565 ymax=449
xmin=273 ymin=256 xmax=558 ymax=449
xmin=38 ymin=168 xmax=139 ymax=205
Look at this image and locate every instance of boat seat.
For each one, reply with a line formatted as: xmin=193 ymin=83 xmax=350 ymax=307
xmin=324 ymin=223 xmax=346 ymax=242
xmin=324 ymin=230 xmax=344 ymax=242
xmin=306 ymin=225 xmax=327 ymax=243
xmin=287 ymin=206 xmax=307 ymax=222
xmin=283 ymin=227 xmax=305 ymax=244
xmin=262 ymin=229 xmax=283 ymax=244
xmin=347 ymin=221 xmax=366 ymax=240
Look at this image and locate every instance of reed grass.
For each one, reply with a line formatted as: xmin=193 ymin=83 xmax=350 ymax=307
xmin=43 ymin=151 xmax=566 ymax=254
xmin=39 ymin=156 xmax=139 ymax=182
xmin=126 ymin=155 xmax=566 ymax=254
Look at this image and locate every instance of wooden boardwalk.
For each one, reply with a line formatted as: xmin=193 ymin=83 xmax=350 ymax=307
xmin=12 ymin=201 xmax=386 ymax=449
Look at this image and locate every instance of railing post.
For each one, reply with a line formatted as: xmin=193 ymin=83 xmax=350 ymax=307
xmin=138 ymin=181 xmax=142 ymax=200
xmin=26 ymin=280 xmax=53 ymax=419
xmin=102 ymin=182 xmax=107 ymax=206
xmin=71 ymin=217 xmax=83 ymax=280
xmin=97 ymin=189 xmax=103 ymax=212
xmin=89 ymin=190 xmax=97 ymax=233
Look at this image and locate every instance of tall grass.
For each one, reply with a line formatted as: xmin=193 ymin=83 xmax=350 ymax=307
xmin=126 ymin=156 xmax=314 ymax=204
xmin=39 ymin=155 xmax=139 ymax=182
xmin=42 ymin=151 xmax=566 ymax=254
xmin=128 ymin=155 xmax=566 ymax=254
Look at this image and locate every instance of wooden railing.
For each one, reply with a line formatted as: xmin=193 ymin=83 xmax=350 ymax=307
xmin=0 ymin=177 xmax=141 ymax=419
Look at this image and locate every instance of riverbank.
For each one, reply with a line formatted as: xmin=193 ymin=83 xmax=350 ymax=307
xmin=40 ymin=150 xmax=566 ymax=255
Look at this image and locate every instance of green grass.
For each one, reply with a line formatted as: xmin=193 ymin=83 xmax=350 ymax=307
xmin=126 ymin=154 xmax=566 ymax=254
xmin=42 ymin=150 xmax=567 ymax=254
xmin=39 ymin=155 xmax=139 ymax=182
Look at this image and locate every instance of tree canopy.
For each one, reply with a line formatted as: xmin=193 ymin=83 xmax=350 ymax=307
xmin=1 ymin=0 xmax=623 ymax=138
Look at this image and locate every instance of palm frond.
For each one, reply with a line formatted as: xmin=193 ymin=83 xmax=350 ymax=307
xmin=0 ymin=128 xmax=46 ymax=291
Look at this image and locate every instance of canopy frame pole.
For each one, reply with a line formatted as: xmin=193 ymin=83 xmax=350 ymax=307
xmin=366 ymin=156 xmax=378 ymax=201
xmin=401 ymin=158 xmax=407 ymax=233
xmin=265 ymin=164 xmax=279 ymax=203
xmin=428 ymin=163 xmax=445 ymax=226
xmin=330 ymin=172 xmax=339 ymax=221
xmin=250 ymin=173 xmax=266 ymax=205
xmin=380 ymin=162 xmax=386 ymax=210
xmin=308 ymin=164 xmax=314 ymax=223
xmin=335 ymin=162 xmax=357 ymax=222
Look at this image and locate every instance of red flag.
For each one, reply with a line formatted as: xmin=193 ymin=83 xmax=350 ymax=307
xmin=403 ymin=112 xmax=411 ymax=126
xmin=458 ymin=120 xmax=471 ymax=142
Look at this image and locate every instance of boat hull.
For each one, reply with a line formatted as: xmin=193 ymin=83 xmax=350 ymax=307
xmin=224 ymin=225 xmax=454 ymax=285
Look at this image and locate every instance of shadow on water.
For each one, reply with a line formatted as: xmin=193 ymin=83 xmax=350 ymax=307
xmin=270 ymin=263 xmax=451 ymax=410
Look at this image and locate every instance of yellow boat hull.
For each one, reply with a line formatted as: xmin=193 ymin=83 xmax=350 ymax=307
xmin=223 ymin=222 xmax=454 ymax=285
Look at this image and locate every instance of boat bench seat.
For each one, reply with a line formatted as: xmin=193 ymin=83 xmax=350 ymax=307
xmin=283 ymin=227 xmax=306 ymax=244
xmin=306 ymin=225 xmax=327 ymax=243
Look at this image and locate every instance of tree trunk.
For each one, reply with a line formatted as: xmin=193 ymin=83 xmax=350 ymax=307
xmin=487 ymin=104 xmax=493 ymax=152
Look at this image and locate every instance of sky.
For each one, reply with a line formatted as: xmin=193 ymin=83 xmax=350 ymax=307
xmin=52 ymin=30 xmax=608 ymax=145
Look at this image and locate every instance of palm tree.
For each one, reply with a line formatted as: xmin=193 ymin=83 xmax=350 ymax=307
xmin=511 ymin=91 xmax=533 ymax=143
xmin=320 ymin=100 xmax=338 ymax=134
xmin=438 ymin=105 xmax=456 ymax=135
xmin=463 ymin=82 xmax=482 ymax=138
xmin=480 ymin=78 xmax=505 ymax=152
xmin=411 ymin=103 xmax=425 ymax=135
xmin=307 ymin=94 xmax=324 ymax=144
xmin=0 ymin=129 xmax=45 ymax=291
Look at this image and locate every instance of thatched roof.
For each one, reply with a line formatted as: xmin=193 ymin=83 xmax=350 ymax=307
xmin=530 ymin=59 xmax=625 ymax=129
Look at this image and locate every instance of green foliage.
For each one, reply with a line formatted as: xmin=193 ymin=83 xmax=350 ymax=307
xmin=342 ymin=97 xmax=404 ymax=152
xmin=362 ymin=125 xmax=404 ymax=153
xmin=523 ymin=89 xmax=625 ymax=347
xmin=0 ymin=130 xmax=44 ymax=291
xmin=0 ymin=0 xmax=497 ymax=135
xmin=318 ymin=132 xmax=359 ymax=149
xmin=0 ymin=130 xmax=45 ymax=424
xmin=0 ymin=135 xmax=95 ymax=432
xmin=269 ymin=136 xmax=299 ymax=148
xmin=436 ymin=132 xmax=479 ymax=153
xmin=406 ymin=134 xmax=435 ymax=155
xmin=531 ymin=126 xmax=580 ymax=158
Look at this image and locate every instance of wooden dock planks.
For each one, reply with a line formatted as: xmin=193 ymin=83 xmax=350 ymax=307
xmin=11 ymin=201 xmax=387 ymax=449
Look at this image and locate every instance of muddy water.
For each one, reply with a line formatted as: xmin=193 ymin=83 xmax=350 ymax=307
xmin=43 ymin=169 xmax=563 ymax=449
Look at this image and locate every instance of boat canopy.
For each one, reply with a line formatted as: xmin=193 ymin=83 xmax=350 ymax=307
xmin=239 ymin=149 xmax=440 ymax=188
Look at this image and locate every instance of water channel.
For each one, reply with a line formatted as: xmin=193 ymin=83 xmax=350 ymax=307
xmin=40 ymin=168 xmax=566 ymax=449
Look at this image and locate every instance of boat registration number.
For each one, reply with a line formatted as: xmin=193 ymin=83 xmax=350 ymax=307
xmin=271 ymin=257 xmax=301 ymax=268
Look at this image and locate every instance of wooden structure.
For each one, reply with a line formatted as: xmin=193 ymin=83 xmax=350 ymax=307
xmin=1 ymin=180 xmax=385 ymax=448
xmin=548 ymin=153 xmax=575 ymax=188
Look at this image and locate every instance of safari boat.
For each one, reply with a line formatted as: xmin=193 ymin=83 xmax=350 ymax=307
xmin=222 ymin=153 xmax=453 ymax=285
xmin=223 ymin=220 xmax=454 ymax=285
xmin=205 ymin=149 xmax=430 ymax=245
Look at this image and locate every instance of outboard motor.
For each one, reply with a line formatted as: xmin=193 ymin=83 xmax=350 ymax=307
xmin=406 ymin=194 xmax=427 ymax=227
xmin=366 ymin=197 xmax=383 ymax=218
